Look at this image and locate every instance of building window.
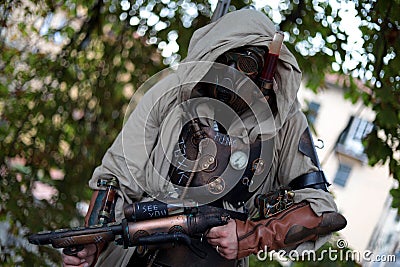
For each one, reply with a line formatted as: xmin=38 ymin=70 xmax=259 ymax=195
xmin=336 ymin=116 xmax=374 ymax=163
xmin=305 ymin=101 xmax=320 ymax=125
xmin=352 ymin=117 xmax=374 ymax=143
xmin=333 ymin=163 xmax=352 ymax=187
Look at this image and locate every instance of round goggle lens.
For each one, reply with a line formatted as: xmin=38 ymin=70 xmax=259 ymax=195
xmin=237 ymin=56 xmax=259 ymax=75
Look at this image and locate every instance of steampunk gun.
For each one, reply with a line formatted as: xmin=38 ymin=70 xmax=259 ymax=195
xmin=28 ymin=199 xmax=247 ymax=257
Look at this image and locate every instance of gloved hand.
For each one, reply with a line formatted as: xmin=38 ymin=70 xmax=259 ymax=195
xmin=235 ymin=202 xmax=347 ymax=259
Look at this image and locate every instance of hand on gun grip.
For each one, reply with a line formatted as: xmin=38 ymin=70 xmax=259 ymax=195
xmin=62 ymin=243 xmax=97 ymax=267
xmin=206 ymin=219 xmax=238 ymax=260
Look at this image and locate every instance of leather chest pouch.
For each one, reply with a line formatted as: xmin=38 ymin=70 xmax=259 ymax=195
xmin=168 ymin=119 xmax=273 ymax=208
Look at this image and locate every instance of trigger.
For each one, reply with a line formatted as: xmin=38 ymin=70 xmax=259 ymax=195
xmin=63 ymin=245 xmax=85 ymax=256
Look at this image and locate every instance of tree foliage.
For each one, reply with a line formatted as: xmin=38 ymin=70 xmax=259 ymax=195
xmin=0 ymin=0 xmax=398 ymax=265
xmin=271 ymin=1 xmax=400 ymax=208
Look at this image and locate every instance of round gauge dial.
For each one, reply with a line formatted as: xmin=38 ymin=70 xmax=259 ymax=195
xmin=229 ymin=151 xmax=248 ymax=170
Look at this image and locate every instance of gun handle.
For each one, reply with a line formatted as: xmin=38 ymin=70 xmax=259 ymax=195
xmin=63 ymin=245 xmax=85 ymax=256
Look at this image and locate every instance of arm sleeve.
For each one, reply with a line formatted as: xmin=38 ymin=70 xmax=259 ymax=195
xmin=261 ymin=107 xmax=339 ymax=254
xmin=275 ymin=106 xmax=318 ymax=183
xmin=88 ymin=74 xmax=180 ymax=217
xmin=274 ymin=109 xmax=337 ymax=214
xmin=235 ymin=101 xmax=346 ymax=259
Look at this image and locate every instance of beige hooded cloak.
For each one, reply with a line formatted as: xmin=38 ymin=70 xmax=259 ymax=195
xmin=88 ymin=9 xmax=338 ymax=267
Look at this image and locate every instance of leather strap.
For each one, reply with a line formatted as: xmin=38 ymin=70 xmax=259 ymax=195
xmin=298 ymin=127 xmax=322 ymax=169
xmin=288 ymin=171 xmax=329 ymax=192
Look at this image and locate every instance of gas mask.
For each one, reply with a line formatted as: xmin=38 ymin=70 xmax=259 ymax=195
xmin=210 ymin=46 xmax=267 ymax=115
xmin=216 ymin=46 xmax=265 ymax=78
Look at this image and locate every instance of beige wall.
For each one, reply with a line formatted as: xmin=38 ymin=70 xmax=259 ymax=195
xmin=298 ymin=83 xmax=392 ymax=252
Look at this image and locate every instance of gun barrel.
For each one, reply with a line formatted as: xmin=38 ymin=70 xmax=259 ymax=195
xmin=28 ymin=223 xmax=121 ymax=247
xmin=211 ymin=0 xmax=231 ymax=22
xmin=28 ymin=204 xmax=246 ymax=250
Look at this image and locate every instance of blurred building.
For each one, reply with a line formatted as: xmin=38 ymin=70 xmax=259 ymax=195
xmin=298 ymin=77 xmax=393 ymax=254
xmin=365 ymin=194 xmax=400 ymax=266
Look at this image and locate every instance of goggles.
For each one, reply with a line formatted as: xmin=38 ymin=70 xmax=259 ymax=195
xmin=216 ymin=47 xmax=266 ymax=76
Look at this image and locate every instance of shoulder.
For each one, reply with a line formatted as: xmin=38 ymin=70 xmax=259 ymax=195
xmin=127 ymin=73 xmax=181 ymax=124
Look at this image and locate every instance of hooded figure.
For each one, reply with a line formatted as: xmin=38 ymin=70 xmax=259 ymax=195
xmin=65 ymin=9 xmax=346 ymax=267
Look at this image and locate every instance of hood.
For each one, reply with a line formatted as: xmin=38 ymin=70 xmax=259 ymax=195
xmin=176 ymin=9 xmax=302 ymax=135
